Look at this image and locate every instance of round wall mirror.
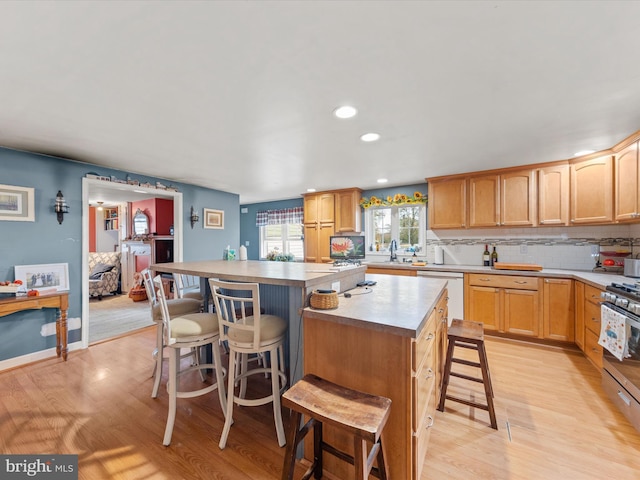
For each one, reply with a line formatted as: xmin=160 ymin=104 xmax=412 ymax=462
xmin=133 ymin=208 xmax=149 ymax=235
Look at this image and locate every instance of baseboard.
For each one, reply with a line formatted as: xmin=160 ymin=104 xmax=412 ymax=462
xmin=0 ymin=340 xmax=83 ymax=373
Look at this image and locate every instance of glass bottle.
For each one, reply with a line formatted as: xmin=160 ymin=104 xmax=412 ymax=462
xmin=483 ymin=244 xmax=490 ymax=266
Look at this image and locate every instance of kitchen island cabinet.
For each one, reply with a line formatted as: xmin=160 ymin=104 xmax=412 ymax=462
xmin=302 ymin=274 xmax=447 ymax=480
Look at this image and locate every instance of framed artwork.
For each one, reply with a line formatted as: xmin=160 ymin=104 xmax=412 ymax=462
xmin=203 ymin=208 xmax=224 ymax=229
xmin=0 ymin=184 xmax=35 ymax=222
xmin=14 ymin=263 xmax=70 ymax=292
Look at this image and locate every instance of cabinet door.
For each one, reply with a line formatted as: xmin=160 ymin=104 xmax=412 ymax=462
xmin=469 ymin=174 xmax=500 ymax=227
xmin=501 ymin=169 xmax=536 ymax=226
xmin=503 ymin=288 xmax=540 ymax=337
xmin=574 ymin=281 xmax=585 ymax=350
xmin=543 ymin=278 xmax=575 ymax=342
xmin=614 ymin=141 xmax=640 ymax=221
xmin=318 ymin=222 xmax=334 ymax=263
xmin=427 ymin=178 xmax=466 ymax=229
xmin=570 ymin=155 xmax=614 ymax=224
xmin=303 ymin=195 xmax=319 ymax=224
xmin=538 ymin=164 xmax=569 ymax=226
xmin=334 ymin=189 xmax=361 ymax=233
xmin=318 ymin=194 xmax=335 ymax=224
xmin=303 ymin=223 xmax=320 ymax=263
xmin=466 ymin=285 xmax=501 ymax=331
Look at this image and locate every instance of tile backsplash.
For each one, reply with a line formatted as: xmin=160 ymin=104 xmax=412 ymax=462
xmin=423 ymin=224 xmax=640 ymax=271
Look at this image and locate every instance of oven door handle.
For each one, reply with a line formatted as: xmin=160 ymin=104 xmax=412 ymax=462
xmin=618 ymin=390 xmax=632 ymax=406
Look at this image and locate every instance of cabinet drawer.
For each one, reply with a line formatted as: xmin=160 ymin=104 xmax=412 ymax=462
xmin=413 ymin=314 xmax=436 ymax=372
xmin=584 ymin=328 xmax=603 ymax=369
xmin=584 ymin=297 xmax=601 ymax=336
xmin=413 ymin=385 xmax=436 ymax=480
xmin=584 ymin=284 xmax=603 ymax=305
xmin=467 ymin=273 xmax=538 ymax=290
xmin=412 ymin=346 xmax=436 ymax=431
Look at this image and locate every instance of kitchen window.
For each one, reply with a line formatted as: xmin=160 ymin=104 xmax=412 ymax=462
xmin=365 ymin=204 xmax=425 ymax=253
xmin=260 ymin=223 xmax=304 ymax=260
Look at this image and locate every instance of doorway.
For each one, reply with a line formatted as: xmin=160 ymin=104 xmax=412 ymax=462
xmin=82 ymin=178 xmax=184 ymax=347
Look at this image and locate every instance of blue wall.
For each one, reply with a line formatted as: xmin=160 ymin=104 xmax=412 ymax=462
xmin=0 ymin=147 xmax=239 ymax=362
xmin=239 ymin=198 xmax=303 ymax=259
xmin=239 ymin=183 xmax=428 ymax=258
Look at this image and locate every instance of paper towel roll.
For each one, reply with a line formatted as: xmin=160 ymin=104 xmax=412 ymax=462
xmin=434 ymin=246 xmax=444 ymax=265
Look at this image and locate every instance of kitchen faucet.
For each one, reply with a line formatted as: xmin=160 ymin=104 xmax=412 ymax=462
xmin=389 ymin=239 xmax=398 ymax=262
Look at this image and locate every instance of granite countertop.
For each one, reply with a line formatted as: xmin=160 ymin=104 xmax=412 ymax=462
xmin=364 ymin=261 xmax=629 ymax=290
xmin=303 ymin=274 xmax=447 ymax=338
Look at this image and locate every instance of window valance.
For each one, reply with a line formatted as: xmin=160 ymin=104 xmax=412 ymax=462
xmin=256 ymin=207 xmax=304 ymax=226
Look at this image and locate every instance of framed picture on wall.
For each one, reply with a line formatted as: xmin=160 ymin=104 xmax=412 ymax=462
xmin=203 ymin=208 xmax=224 ymax=229
xmin=14 ymin=263 xmax=70 ymax=292
xmin=0 ymin=184 xmax=35 ymax=222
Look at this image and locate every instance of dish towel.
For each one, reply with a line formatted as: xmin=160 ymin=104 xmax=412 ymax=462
xmin=599 ymin=305 xmax=629 ymax=361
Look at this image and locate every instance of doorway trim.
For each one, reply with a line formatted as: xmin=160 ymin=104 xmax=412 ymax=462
xmin=82 ymin=178 xmax=184 ymax=348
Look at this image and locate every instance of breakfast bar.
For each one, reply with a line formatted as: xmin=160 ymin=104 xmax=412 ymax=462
xmin=150 ymin=260 xmax=366 ymax=380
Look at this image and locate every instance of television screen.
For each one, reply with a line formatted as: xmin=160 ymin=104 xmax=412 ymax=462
xmin=329 ymin=235 xmax=366 ymax=260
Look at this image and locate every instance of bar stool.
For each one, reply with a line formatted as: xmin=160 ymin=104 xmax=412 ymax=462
xmin=281 ymin=374 xmax=391 ymax=480
xmin=437 ymin=318 xmax=498 ymax=429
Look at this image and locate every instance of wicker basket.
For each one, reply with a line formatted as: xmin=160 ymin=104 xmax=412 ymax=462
xmin=310 ymin=290 xmax=339 ymax=310
xmin=128 ymin=287 xmax=147 ymax=302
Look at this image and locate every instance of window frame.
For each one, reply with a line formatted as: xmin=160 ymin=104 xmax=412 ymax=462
xmin=364 ymin=204 xmax=426 ymax=254
xmin=259 ymin=223 xmax=304 ymax=261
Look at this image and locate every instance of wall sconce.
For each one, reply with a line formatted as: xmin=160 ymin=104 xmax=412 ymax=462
xmin=190 ymin=206 xmax=200 ymax=229
xmin=55 ymin=190 xmax=69 ymax=224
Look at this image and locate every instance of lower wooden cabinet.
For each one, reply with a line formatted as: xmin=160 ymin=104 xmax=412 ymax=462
xmin=366 ymin=266 xmax=417 ymax=276
xmin=465 ymin=274 xmax=542 ymax=337
xmin=543 ymin=278 xmax=575 ymax=342
xmin=465 ymin=274 xmax=577 ymax=343
xmin=581 ymin=283 xmax=603 ymax=368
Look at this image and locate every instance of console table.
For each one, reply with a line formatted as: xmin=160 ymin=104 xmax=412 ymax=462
xmin=0 ymin=292 xmax=69 ymax=361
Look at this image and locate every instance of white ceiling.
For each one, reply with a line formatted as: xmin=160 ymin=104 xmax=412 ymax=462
xmin=2 ymin=1 xmax=640 ymax=205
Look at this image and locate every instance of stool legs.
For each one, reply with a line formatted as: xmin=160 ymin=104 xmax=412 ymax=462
xmin=438 ymin=333 xmax=497 ymax=430
xmin=477 ymin=341 xmax=497 ymax=429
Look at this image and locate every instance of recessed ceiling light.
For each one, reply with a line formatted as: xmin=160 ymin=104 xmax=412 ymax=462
xmin=574 ymin=150 xmax=595 ymax=157
xmin=307 ymin=188 xmax=316 ymax=193
xmin=361 ymin=133 xmax=380 ymax=142
xmin=333 ymin=106 xmax=357 ymax=119
xmin=377 ymin=178 xmax=388 ymax=184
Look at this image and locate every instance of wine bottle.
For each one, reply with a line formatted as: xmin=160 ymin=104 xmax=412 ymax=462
xmin=483 ymin=244 xmax=490 ymax=266
xmin=491 ymin=245 xmax=498 ymax=266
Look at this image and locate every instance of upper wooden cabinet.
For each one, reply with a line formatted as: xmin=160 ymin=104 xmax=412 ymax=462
xmin=334 ymin=188 xmax=362 ymax=232
xmin=303 ymin=193 xmax=335 ymax=224
xmin=538 ymin=163 xmax=569 ymax=226
xmin=614 ymin=140 xmax=640 ymax=221
xmin=303 ymin=188 xmax=361 ymax=262
xmin=427 ymin=178 xmax=466 ymax=229
xmin=468 ymin=174 xmax=499 ymax=227
xmin=570 ymin=155 xmax=614 ymax=225
xmin=468 ymin=169 xmax=535 ymax=228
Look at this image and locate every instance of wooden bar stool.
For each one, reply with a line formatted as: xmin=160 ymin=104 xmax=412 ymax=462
xmin=437 ymin=319 xmax=498 ymax=429
xmin=281 ymin=374 xmax=391 ymax=480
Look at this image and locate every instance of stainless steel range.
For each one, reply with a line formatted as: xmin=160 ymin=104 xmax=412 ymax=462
xmin=600 ymin=283 xmax=640 ymax=431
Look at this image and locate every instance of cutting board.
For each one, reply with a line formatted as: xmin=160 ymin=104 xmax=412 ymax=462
xmin=493 ymin=262 xmax=543 ymax=271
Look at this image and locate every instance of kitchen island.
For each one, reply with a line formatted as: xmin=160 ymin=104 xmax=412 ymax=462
xmin=302 ymin=274 xmax=448 ymax=480
xmin=150 ymin=260 xmax=366 ymax=381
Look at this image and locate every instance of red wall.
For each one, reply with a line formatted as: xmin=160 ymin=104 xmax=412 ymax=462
xmin=130 ymin=198 xmax=174 ymax=235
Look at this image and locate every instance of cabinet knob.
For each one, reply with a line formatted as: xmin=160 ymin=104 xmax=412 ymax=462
xmin=425 ymin=368 xmax=434 ymax=379
xmin=515 ymin=280 xmax=528 ymax=284
xmin=426 ymin=415 xmax=435 ymax=429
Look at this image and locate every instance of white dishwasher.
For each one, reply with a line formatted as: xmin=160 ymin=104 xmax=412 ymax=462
xmin=416 ymin=270 xmax=464 ymax=325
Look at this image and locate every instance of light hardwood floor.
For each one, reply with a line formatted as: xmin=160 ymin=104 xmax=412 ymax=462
xmin=0 ymin=329 xmax=638 ymax=479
